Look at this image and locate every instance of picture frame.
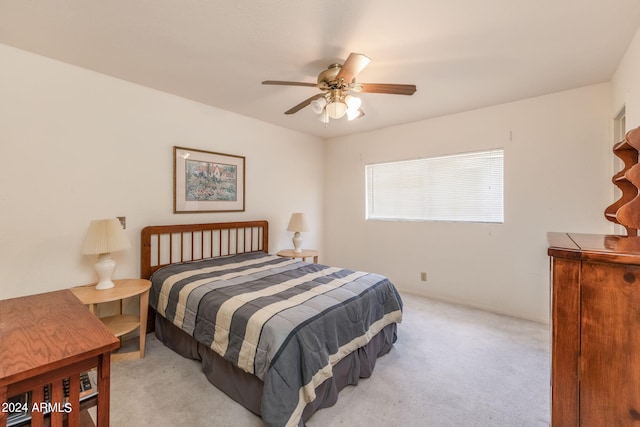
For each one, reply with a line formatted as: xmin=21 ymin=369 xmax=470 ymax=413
xmin=174 ymin=146 xmax=245 ymax=213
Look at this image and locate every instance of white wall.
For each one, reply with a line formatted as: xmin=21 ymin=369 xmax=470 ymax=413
xmin=324 ymin=84 xmax=613 ymax=322
xmin=612 ymin=26 xmax=640 ymax=129
xmin=3 ymin=35 xmax=634 ymax=322
xmin=0 ymin=44 xmax=324 ymax=300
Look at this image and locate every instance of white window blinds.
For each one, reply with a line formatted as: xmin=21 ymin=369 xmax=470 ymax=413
xmin=365 ymin=149 xmax=504 ymax=223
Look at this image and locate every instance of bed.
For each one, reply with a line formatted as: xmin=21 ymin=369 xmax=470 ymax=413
xmin=141 ymin=220 xmax=403 ymax=427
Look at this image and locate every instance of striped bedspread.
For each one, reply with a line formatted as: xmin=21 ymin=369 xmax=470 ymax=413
xmin=149 ymin=251 xmax=403 ymax=427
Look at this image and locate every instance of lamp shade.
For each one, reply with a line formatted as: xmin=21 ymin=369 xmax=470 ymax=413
xmin=82 ymin=218 xmax=130 ymax=255
xmin=345 ymin=95 xmax=361 ymax=110
xmin=287 ymin=213 xmax=310 ymax=232
xmin=310 ymin=97 xmax=327 ymax=114
xmin=318 ymin=108 xmax=329 ymax=124
xmin=326 ymin=101 xmax=347 ymax=119
xmin=347 ymin=108 xmax=364 ymax=121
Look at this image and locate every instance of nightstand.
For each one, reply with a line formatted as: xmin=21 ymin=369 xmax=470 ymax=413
xmin=277 ymin=249 xmax=319 ymax=263
xmin=71 ymin=278 xmax=151 ymax=361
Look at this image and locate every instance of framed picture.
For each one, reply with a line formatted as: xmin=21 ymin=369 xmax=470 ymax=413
xmin=174 ymin=146 xmax=245 ymax=213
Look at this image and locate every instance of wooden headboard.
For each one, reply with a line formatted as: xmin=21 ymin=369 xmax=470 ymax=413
xmin=140 ymin=220 xmax=269 ymax=279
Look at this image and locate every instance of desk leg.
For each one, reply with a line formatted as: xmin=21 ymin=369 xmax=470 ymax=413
xmin=0 ymin=386 xmax=6 ymax=427
xmin=50 ymin=378 xmax=64 ymax=427
xmin=67 ymin=373 xmax=81 ymax=427
xmin=139 ymin=290 xmax=149 ymax=358
xmin=96 ymin=353 xmax=111 ymax=427
xmin=31 ymin=386 xmax=44 ymax=426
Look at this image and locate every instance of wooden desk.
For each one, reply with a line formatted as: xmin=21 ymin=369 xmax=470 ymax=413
xmin=0 ymin=290 xmax=119 ymax=427
xmin=277 ymin=249 xmax=319 ymax=263
xmin=71 ymin=279 xmax=151 ymax=361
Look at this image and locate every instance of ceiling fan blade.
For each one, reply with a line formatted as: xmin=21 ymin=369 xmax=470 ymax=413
xmin=284 ymin=93 xmax=326 ymax=115
xmin=336 ymin=53 xmax=371 ymax=83
xmin=262 ymin=80 xmax=317 ymax=87
xmin=356 ymin=83 xmax=417 ymax=95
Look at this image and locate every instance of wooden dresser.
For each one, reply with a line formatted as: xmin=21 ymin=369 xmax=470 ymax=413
xmin=0 ymin=290 xmax=120 ymax=427
xmin=548 ymin=232 xmax=640 ymax=426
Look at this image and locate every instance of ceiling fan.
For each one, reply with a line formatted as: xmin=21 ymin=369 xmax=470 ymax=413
xmin=262 ymin=53 xmax=417 ymax=124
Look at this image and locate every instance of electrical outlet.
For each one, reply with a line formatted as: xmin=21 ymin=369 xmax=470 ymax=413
xmin=420 ymin=272 xmax=427 ymax=282
xmin=117 ymin=216 xmax=126 ymax=229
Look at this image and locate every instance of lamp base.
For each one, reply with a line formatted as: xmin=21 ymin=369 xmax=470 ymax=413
xmin=95 ymin=280 xmax=115 ymax=290
xmin=94 ymin=253 xmax=116 ymax=290
xmin=292 ymin=232 xmax=303 ymax=253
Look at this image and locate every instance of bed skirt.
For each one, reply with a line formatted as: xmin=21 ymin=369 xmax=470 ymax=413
xmin=154 ymin=311 xmax=398 ymax=426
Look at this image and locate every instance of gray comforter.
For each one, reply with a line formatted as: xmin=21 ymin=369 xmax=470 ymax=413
xmin=149 ymin=251 xmax=403 ymax=427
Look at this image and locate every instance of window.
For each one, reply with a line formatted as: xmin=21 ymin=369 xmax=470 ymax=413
xmin=365 ymin=149 xmax=504 ymax=223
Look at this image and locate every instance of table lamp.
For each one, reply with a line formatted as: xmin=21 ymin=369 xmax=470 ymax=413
xmin=82 ymin=218 xmax=131 ymax=290
xmin=287 ymin=213 xmax=309 ymax=253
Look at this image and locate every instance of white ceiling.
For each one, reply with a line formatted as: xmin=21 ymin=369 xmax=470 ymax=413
xmin=1 ymin=0 xmax=639 ymax=139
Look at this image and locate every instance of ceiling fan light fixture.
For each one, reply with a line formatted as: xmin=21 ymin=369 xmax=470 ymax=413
xmin=262 ymin=52 xmax=416 ymax=125
xmin=310 ymin=97 xmax=327 ymax=114
xmin=318 ymin=108 xmax=329 ymax=123
xmin=326 ymin=101 xmax=347 ymax=119
xmin=345 ymin=95 xmax=361 ymax=110
xmin=347 ymin=108 xmax=364 ymax=121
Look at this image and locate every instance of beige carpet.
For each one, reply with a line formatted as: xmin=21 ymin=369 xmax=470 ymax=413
xmin=108 ymin=293 xmax=550 ymax=426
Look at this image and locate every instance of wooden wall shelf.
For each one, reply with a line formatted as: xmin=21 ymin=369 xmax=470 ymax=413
xmin=605 ymin=126 xmax=640 ymax=236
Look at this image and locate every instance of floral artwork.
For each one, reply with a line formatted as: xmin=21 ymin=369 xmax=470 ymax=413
xmin=185 ymin=160 xmax=238 ymax=202
xmin=174 ymin=147 xmax=245 ymax=213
